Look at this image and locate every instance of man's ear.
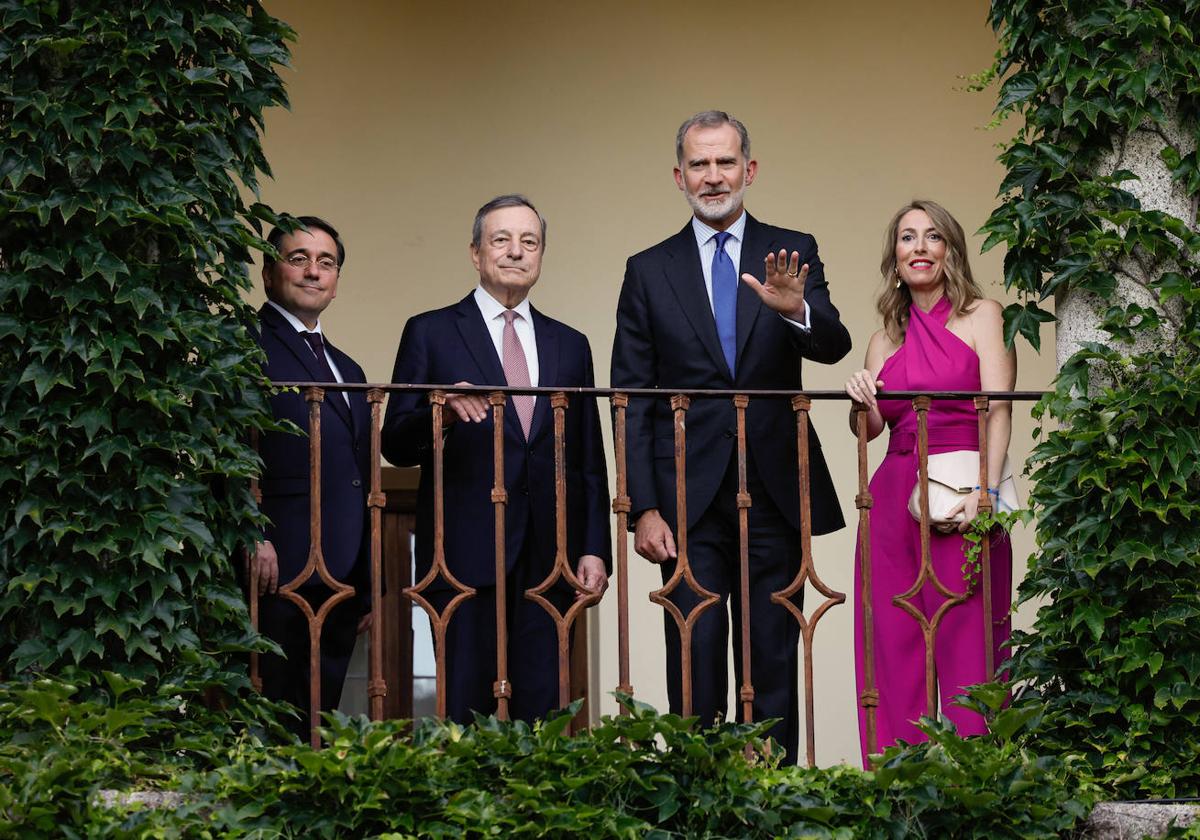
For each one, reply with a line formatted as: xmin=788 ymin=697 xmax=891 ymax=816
xmin=469 ymin=242 xmax=482 ymax=273
xmin=744 ymin=159 xmax=758 ymax=187
xmin=673 ymin=167 xmax=684 ymax=191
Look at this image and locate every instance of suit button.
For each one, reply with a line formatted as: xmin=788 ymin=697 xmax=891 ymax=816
xmin=352 ymin=479 xmax=362 ymax=487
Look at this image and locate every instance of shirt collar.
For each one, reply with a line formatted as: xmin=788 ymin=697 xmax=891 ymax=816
xmin=474 ymin=285 xmax=533 ymax=323
xmin=691 ymin=210 xmax=748 ymax=248
xmin=267 ymin=299 xmax=321 ymax=334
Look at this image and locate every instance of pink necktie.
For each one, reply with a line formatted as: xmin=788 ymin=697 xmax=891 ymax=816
xmin=501 ymin=310 xmax=534 ymax=438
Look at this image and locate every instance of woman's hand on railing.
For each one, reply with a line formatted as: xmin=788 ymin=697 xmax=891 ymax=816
xmin=574 ymin=555 xmax=609 ymax=600
xmin=634 ymin=509 xmax=677 ymax=564
xmin=844 ymin=370 xmax=884 ymax=411
xmin=443 ymin=381 xmax=490 ymax=427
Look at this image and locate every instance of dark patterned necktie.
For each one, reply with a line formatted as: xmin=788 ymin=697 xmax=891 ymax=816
xmin=301 ymin=331 xmax=338 ymax=383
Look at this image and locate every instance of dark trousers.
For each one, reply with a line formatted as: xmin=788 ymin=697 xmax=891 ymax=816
xmin=258 ymin=584 xmax=360 ymax=738
xmin=432 ymin=542 xmax=573 ymax=725
xmin=661 ymin=451 xmax=803 ymax=763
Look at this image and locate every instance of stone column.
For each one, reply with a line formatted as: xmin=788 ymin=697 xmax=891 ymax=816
xmin=1056 ymin=104 xmax=1194 ymax=368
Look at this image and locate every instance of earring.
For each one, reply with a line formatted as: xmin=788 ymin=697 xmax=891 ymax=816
xmin=894 ymin=272 xmax=902 ymax=289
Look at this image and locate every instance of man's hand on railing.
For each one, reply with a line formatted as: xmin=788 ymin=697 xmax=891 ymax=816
xmin=253 ymin=540 xmax=279 ymax=594
xmin=574 ymin=555 xmax=609 ymax=600
xmin=634 ymin=509 xmax=677 ymax=564
xmin=357 ymin=613 xmax=372 ymax=634
xmin=442 ymin=381 xmax=490 ymax=427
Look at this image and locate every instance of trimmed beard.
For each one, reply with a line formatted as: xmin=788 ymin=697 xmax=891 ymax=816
xmin=685 ymin=184 xmax=746 ymax=225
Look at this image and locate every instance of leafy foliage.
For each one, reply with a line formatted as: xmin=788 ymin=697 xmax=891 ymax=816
xmin=1012 ymin=345 xmax=1200 ymax=796
xmin=983 ymin=0 xmax=1200 ymax=796
xmin=0 ymin=685 xmax=1093 ymax=839
xmin=0 ymin=1 xmax=292 ymax=686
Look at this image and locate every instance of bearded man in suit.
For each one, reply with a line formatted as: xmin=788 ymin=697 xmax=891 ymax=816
xmin=610 ymin=111 xmax=851 ymax=762
xmin=382 ymin=195 xmax=610 ymax=724
xmin=253 ymin=216 xmax=371 ymax=735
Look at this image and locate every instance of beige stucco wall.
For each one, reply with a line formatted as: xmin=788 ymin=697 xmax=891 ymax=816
xmin=253 ymin=0 xmax=1054 ymax=765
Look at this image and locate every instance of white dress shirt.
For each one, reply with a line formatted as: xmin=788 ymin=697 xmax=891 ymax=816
xmin=690 ymin=211 xmax=811 ymax=331
xmin=266 ymin=299 xmax=349 ymax=405
xmin=473 ymin=285 xmax=539 ymax=386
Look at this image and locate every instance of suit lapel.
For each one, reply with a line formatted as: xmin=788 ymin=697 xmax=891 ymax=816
xmin=453 ymin=294 xmax=524 ymax=441
xmin=735 ymin=214 xmax=772 ymax=374
xmin=453 ymin=295 xmax=506 ymax=384
xmin=528 ymin=307 xmax=558 ymax=442
xmin=261 ymin=304 xmax=353 ymax=429
xmin=323 ymin=338 xmax=364 ymax=435
xmin=663 ymin=224 xmax=730 ymax=379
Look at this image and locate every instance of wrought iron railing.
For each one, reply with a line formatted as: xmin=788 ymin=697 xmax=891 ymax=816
xmin=248 ymin=383 xmax=1046 ymax=761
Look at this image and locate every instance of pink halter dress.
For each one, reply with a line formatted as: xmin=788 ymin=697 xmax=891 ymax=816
xmin=853 ymin=295 xmax=1012 ymax=766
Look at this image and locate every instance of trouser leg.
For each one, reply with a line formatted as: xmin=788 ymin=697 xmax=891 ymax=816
xmin=258 ymin=585 xmax=359 ymax=738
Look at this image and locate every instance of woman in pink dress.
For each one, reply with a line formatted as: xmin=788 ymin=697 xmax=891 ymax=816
xmin=843 ymin=200 xmax=1016 ymax=766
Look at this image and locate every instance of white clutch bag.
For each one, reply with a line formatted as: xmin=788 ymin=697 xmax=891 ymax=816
xmin=907 ymin=450 xmax=1021 ymax=524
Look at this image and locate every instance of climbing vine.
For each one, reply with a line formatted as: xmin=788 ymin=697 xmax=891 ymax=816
xmin=982 ymin=0 xmax=1200 ymax=796
xmin=0 ymin=1 xmax=293 ymax=690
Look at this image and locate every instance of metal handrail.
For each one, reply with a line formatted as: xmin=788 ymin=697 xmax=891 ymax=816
xmin=250 ymin=382 xmax=1048 ymax=760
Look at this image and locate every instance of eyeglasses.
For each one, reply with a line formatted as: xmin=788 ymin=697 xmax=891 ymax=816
xmin=284 ymin=253 xmax=339 ymax=272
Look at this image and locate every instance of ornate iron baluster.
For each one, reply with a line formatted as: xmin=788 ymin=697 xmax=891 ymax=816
xmin=770 ymin=395 xmax=847 ymax=767
xmin=852 ymin=404 xmax=878 ymax=756
xmin=367 ymin=389 xmax=388 ymax=720
xmin=648 ymin=395 xmax=720 ymax=718
xmin=610 ymin=393 xmax=633 ymax=709
xmin=403 ymin=391 xmax=476 ymax=720
xmin=893 ymin=395 xmax=969 ymax=721
xmin=274 ymin=387 xmax=358 ymax=747
xmin=489 ymin=393 xmax=512 ymax=720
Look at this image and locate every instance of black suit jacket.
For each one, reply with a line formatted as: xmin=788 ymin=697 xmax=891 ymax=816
xmin=256 ymin=303 xmax=371 ymax=602
xmin=381 ymin=293 xmax=611 ymax=589
xmin=611 ymin=214 xmax=850 ymax=535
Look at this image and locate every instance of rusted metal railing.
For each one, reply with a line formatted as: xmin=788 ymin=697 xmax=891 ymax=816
xmin=248 ymin=382 xmax=1043 ymax=758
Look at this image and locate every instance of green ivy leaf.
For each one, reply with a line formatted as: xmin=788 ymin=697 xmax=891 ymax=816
xmin=1002 ymin=302 xmax=1055 ymax=351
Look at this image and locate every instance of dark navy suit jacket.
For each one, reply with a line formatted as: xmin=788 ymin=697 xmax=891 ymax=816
xmin=610 ymin=214 xmax=851 ymax=535
xmin=381 ymin=293 xmax=611 ymax=590
xmin=256 ymin=303 xmax=371 ymax=605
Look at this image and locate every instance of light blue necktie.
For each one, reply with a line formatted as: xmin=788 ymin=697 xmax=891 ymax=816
xmin=711 ymin=231 xmax=737 ymax=377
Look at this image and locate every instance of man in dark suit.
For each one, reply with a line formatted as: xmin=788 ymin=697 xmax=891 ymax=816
xmin=253 ymin=216 xmax=371 ymax=734
xmin=610 ymin=111 xmax=851 ymax=762
xmin=382 ymin=194 xmax=610 ymax=724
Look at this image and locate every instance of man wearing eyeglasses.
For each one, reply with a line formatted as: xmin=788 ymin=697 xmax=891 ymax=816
xmin=253 ymin=216 xmax=372 ymax=736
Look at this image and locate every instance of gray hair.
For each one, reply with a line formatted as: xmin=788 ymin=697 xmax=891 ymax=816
xmin=470 ymin=194 xmax=547 ymax=249
xmin=675 ymin=110 xmax=751 ymax=163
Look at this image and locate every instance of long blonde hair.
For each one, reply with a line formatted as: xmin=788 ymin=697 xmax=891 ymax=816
xmin=877 ymin=199 xmax=983 ymax=343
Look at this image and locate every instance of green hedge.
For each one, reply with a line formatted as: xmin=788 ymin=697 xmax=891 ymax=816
xmin=0 ymin=681 xmax=1095 ymax=839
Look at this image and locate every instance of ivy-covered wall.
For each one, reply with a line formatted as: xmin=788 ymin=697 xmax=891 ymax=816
xmin=0 ymin=1 xmax=292 ymax=691
xmin=983 ymin=0 xmax=1200 ymax=796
